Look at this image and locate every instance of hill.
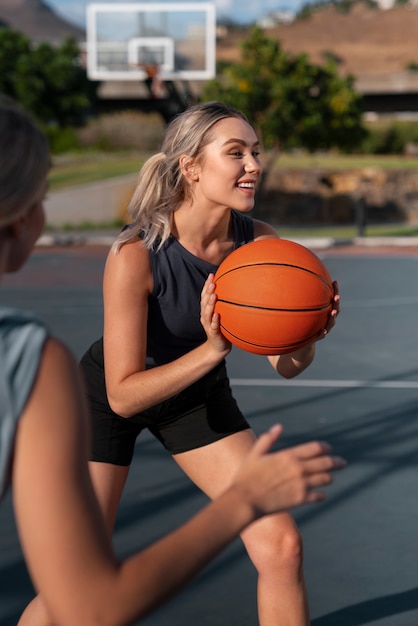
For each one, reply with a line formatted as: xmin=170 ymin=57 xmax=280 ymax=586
xmin=217 ymin=3 xmax=418 ymax=79
xmin=0 ymin=0 xmax=84 ymax=43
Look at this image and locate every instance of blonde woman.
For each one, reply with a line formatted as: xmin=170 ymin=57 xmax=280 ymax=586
xmin=80 ymin=101 xmax=341 ymax=625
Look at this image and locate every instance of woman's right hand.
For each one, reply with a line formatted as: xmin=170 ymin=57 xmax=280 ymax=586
xmin=232 ymin=425 xmax=346 ymax=516
xmin=200 ymin=274 xmax=232 ymax=356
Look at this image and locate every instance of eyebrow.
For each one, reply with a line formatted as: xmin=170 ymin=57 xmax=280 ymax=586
xmin=223 ymin=138 xmax=260 ymax=148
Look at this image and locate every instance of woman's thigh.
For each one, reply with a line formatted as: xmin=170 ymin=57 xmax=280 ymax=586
xmin=172 ymin=428 xmax=257 ymax=498
xmin=173 ymin=429 xmax=300 ymax=563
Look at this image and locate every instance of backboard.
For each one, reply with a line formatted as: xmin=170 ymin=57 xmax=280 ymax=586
xmin=86 ymin=3 xmax=216 ymax=81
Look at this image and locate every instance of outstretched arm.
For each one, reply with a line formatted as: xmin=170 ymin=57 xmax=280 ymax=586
xmin=14 ymin=338 xmax=344 ymax=626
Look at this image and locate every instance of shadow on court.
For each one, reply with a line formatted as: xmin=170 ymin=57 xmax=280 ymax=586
xmin=1 ymin=245 xmax=418 ymax=625
xmin=311 ymin=587 xmax=418 ymax=626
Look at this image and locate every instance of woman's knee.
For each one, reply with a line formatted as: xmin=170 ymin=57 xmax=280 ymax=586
xmin=242 ymin=514 xmax=304 ymax=576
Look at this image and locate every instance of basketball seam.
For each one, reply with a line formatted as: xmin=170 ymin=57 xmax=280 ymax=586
xmin=217 ymin=299 xmax=331 ymax=312
xmin=216 ymin=263 xmax=332 ymax=287
xmin=219 ymin=325 xmax=321 ymax=350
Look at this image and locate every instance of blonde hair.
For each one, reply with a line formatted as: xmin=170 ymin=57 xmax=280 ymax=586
xmin=0 ymin=99 xmax=50 ymax=229
xmin=112 ymin=101 xmax=249 ymax=253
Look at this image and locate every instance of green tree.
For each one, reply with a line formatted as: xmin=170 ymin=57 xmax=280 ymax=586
xmin=202 ymin=26 xmax=365 ymax=153
xmin=0 ymin=29 xmax=95 ymax=128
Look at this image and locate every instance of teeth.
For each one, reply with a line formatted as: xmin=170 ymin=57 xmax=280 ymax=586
xmin=238 ymin=183 xmax=254 ymax=188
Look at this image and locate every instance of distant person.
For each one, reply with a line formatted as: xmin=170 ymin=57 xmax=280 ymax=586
xmin=78 ymin=100 xmax=341 ymax=626
xmin=0 ymin=100 xmax=345 ymax=626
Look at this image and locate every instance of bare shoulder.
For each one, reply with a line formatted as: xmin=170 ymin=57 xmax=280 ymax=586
xmin=40 ymin=336 xmax=80 ymax=381
xmin=24 ymin=336 xmax=87 ymax=432
xmin=104 ymin=238 xmax=153 ymax=292
xmin=252 ymin=219 xmax=279 ymax=240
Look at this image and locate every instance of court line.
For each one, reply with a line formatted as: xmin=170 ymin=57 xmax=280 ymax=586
xmin=343 ymin=296 xmax=418 ymax=308
xmin=230 ymin=379 xmax=418 ymax=389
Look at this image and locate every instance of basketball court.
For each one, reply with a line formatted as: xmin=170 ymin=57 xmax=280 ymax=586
xmin=1 ymin=243 xmax=418 ymax=625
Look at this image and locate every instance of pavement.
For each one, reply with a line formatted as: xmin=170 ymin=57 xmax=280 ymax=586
xmin=43 ymin=173 xmax=138 ymax=231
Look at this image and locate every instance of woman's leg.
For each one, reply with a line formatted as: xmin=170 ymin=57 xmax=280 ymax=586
xmin=88 ymin=461 xmax=130 ymax=536
xmin=173 ymin=429 xmax=309 ymax=626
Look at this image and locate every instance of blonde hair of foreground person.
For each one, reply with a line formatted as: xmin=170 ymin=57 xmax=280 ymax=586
xmin=0 ymin=100 xmax=345 ymax=626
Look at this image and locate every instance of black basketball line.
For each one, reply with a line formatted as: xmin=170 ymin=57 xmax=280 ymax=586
xmin=220 ymin=323 xmax=321 ymax=350
xmin=217 ymin=298 xmax=331 ymax=313
xmin=216 ymin=262 xmax=332 ymax=289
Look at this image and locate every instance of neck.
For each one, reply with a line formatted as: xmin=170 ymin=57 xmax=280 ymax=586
xmin=172 ymin=207 xmax=234 ymax=264
xmin=173 ymin=205 xmax=232 ymax=245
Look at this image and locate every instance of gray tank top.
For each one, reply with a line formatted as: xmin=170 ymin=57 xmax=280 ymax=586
xmin=0 ymin=308 xmax=48 ymax=501
xmin=147 ymin=210 xmax=254 ymax=364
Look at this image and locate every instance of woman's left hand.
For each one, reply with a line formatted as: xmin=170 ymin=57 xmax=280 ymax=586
xmin=317 ymin=280 xmax=340 ymax=340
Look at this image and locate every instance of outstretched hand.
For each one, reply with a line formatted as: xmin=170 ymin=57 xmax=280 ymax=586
xmin=232 ymin=424 xmax=346 ymax=517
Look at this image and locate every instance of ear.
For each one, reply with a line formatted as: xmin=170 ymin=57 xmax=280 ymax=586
xmin=179 ymin=155 xmax=199 ymax=182
xmin=9 ymin=214 xmax=27 ymax=241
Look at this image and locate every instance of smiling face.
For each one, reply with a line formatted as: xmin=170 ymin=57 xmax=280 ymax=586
xmin=192 ymin=116 xmax=262 ymax=213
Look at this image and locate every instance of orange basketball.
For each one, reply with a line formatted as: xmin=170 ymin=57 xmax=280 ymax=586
xmin=214 ymin=238 xmax=334 ymax=355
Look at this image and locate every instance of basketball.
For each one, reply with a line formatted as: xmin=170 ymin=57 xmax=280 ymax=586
xmin=213 ymin=238 xmax=334 ymax=355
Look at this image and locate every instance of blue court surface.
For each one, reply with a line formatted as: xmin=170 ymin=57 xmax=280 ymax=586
xmin=1 ymin=244 xmax=418 ymax=626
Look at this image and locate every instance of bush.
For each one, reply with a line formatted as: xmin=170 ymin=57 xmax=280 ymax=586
xmin=44 ymin=126 xmax=82 ymax=154
xmin=359 ymin=120 xmax=418 ymax=154
xmin=77 ymin=111 xmax=165 ymax=152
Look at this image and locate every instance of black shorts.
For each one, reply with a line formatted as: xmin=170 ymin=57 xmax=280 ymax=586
xmin=80 ymin=339 xmax=250 ymax=466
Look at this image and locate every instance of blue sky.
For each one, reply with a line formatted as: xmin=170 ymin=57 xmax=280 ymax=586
xmin=46 ymin=0 xmax=310 ymax=27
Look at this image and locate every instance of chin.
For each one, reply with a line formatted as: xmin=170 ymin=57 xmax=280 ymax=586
xmin=234 ymin=204 xmax=254 ymax=213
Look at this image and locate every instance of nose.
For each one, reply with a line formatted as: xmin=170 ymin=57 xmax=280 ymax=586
xmin=244 ymin=155 xmax=261 ymax=174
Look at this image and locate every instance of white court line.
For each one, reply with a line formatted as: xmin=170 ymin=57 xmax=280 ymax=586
xmin=343 ymin=296 xmax=418 ymax=308
xmin=230 ymin=379 xmax=418 ymax=389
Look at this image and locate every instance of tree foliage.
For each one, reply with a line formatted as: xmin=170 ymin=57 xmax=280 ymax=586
xmin=0 ymin=29 xmax=95 ymax=128
xmin=202 ymin=26 xmax=365 ymax=153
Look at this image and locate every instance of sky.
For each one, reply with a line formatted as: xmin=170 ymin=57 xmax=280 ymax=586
xmin=45 ymin=0 xmax=311 ymax=28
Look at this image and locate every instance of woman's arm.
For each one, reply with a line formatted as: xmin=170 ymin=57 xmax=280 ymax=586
xmin=13 ymin=337 xmax=345 ymax=626
xmin=102 ymin=239 xmax=231 ymax=417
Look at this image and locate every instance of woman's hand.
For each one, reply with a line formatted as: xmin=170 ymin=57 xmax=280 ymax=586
xmin=231 ymin=424 xmax=346 ymax=515
xmin=317 ymin=280 xmax=341 ymax=340
xmin=200 ymin=274 xmax=231 ymax=356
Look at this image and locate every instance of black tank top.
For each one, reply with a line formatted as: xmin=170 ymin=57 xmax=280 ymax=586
xmin=147 ymin=210 xmax=254 ymax=364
